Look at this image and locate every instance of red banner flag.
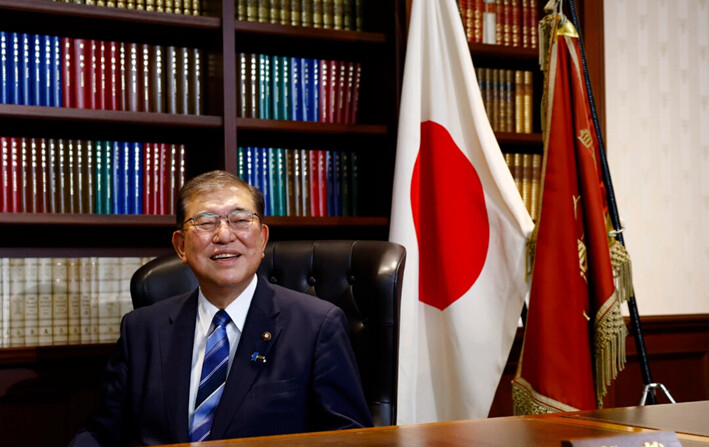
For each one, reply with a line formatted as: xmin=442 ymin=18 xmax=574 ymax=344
xmin=511 ymin=12 xmax=628 ymax=414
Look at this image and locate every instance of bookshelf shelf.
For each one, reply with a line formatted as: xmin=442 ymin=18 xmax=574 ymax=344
xmin=235 ymin=117 xmax=388 ymax=135
xmin=235 ymin=20 xmax=387 ymax=44
xmin=0 ymin=104 xmax=223 ymax=128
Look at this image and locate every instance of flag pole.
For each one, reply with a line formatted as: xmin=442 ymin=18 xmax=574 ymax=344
xmin=564 ymin=0 xmax=666 ymax=405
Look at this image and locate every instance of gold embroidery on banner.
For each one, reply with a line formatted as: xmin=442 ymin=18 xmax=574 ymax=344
xmin=577 ymin=129 xmax=593 ymax=149
xmin=578 ymin=236 xmax=588 ymax=283
xmin=573 ymin=195 xmax=581 ymax=219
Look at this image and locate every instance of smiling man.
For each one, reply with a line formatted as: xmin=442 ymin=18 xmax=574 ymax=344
xmin=69 ymin=170 xmax=372 ymax=447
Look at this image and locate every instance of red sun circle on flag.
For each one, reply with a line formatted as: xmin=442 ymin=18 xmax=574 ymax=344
xmin=411 ymin=121 xmax=490 ymax=311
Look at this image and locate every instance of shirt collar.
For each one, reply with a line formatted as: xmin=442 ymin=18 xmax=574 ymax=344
xmin=197 ymin=274 xmax=258 ymax=335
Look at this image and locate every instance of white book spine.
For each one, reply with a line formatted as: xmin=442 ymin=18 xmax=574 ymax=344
xmin=67 ymin=258 xmax=82 ymax=345
xmin=37 ymin=257 xmax=54 ymax=346
xmin=1 ymin=258 xmax=10 ymax=348
xmin=9 ymin=258 xmax=25 ymax=347
xmin=24 ymin=258 xmax=39 ymax=347
xmin=119 ymin=258 xmax=141 ymax=319
xmin=51 ymin=258 xmax=69 ymax=345
xmin=90 ymin=257 xmax=99 ymax=344
xmin=98 ymin=257 xmax=120 ymax=343
xmin=79 ymin=258 xmax=93 ymax=344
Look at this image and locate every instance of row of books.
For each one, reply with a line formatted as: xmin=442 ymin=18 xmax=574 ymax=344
xmin=457 ymin=0 xmax=538 ymax=48
xmin=237 ymin=147 xmax=358 ymax=217
xmin=0 ymin=31 xmax=204 ymax=114
xmin=0 ymin=256 xmax=152 ymax=348
xmin=237 ymin=53 xmax=361 ymax=123
xmin=47 ymin=0 xmax=202 ymax=16
xmin=476 ymin=68 xmax=534 ymax=134
xmin=0 ymin=137 xmax=186 ymax=215
xmin=505 ymin=152 xmax=541 ymax=221
xmin=236 ymin=0 xmax=363 ymax=32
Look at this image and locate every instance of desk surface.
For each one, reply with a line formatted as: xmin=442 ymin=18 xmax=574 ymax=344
xmin=560 ymin=400 xmax=709 ymax=437
xmin=165 ymin=406 xmax=709 ymax=447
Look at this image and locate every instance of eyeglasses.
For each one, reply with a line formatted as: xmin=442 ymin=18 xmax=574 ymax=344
xmin=182 ymin=210 xmax=259 ymax=232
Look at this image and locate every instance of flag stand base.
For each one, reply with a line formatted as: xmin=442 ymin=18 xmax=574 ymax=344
xmin=639 ymin=383 xmax=676 ymax=406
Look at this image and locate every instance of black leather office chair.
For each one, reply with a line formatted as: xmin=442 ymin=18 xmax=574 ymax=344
xmin=130 ymin=240 xmax=406 ymax=427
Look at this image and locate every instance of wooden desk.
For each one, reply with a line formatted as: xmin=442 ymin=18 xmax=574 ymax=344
xmin=158 ymin=409 xmax=709 ymax=447
xmin=559 ymin=400 xmax=709 ymax=437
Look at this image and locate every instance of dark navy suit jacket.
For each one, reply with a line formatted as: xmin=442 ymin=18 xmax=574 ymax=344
xmin=69 ymin=277 xmax=373 ymax=446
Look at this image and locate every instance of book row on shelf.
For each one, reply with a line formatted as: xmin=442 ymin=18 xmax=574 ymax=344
xmin=236 ymin=0 xmax=363 ymax=32
xmin=0 ymin=31 xmax=204 ymax=115
xmin=505 ymin=152 xmax=541 ymax=221
xmin=237 ymin=147 xmax=358 ymax=217
xmin=476 ymin=67 xmax=534 ymax=134
xmin=0 ymin=137 xmax=186 ymax=215
xmin=237 ymin=54 xmax=361 ymax=124
xmin=0 ymin=256 xmax=152 ymax=348
xmin=47 ymin=0 xmax=202 ymax=16
xmin=457 ymin=0 xmax=538 ymax=48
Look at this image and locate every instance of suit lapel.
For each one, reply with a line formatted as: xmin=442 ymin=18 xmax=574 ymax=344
xmin=210 ymin=279 xmax=282 ymax=439
xmin=160 ymin=290 xmax=199 ymax=443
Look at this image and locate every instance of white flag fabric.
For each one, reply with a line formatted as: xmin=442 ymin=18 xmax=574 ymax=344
xmin=389 ymin=0 xmax=535 ymax=424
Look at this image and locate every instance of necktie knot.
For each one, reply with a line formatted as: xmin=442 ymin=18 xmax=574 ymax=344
xmin=212 ymin=309 xmax=231 ymax=330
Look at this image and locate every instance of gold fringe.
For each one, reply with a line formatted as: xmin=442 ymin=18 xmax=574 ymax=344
xmin=593 ymin=291 xmax=628 ymax=407
xmin=511 ymin=377 xmax=578 ymax=415
xmin=610 ymin=241 xmax=634 ymax=302
xmin=525 ymin=227 xmax=538 ymax=282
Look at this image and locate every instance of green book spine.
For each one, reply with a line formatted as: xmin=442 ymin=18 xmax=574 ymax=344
xmin=301 ymin=0 xmax=313 ymax=27
xmin=313 ymin=0 xmax=323 ymax=28
xmin=322 ymin=0 xmax=333 ymax=29
xmin=94 ymin=141 xmax=104 ymax=214
xmin=237 ymin=0 xmax=248 ymax=20
xmin=237 ymin=146 xmax=246 ymax=179
xmin=350 ymin=150 xmax=358 ymax=216
xmin=281 ymin=56 xmax=290 ymax=120
xmin=271 ymin=55 xmax=281 ymax=120
xmin=290 ymin=0 xmax=301 ymax=26
xmin=103 ymin=141 xmax=113 ymax=214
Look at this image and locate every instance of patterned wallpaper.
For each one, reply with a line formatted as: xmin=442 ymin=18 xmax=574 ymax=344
xmin=604 ymin=0 xmax=709 ymax=315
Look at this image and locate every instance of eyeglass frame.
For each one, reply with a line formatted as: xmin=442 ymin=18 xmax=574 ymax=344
xmin=181 ymin=210 xmax=260 ymax=232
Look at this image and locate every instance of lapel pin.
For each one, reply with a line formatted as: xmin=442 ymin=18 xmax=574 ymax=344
xmin=261 ymin=331 xmax=271 ymax=341
xmin=251 ymin=352 xmax=267 ymax=363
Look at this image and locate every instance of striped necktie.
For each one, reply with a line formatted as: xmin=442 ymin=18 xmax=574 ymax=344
xmin=190 ymin=309 xmax=231 ymax=442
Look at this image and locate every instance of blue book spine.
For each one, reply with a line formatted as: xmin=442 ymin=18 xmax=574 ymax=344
xmin=41 ymin=35 xmax=53 ymax=107
xmin=122 ymin=142 xmax=131 ymax=214
xmin=309 ymin=58 xmax=320 ymax=122
xmin=267 ymin=147 xmax=277 ymax=215
xmin=8 ymin=33 xmax=20 ymax=105
xmin=129 ymin=142 xmax=142 ymax=214
xmin=51 ymin=36 xmax=62 ymax=107
xmin=281 ymin=56 xmax=290 ymax=121
xmin=104 ymin=141 xmax=113 ymax=214
xmin=20 ymin=33 xmax=30 ymax=105
xmin=31 ymin=34 xmax=42 ymax=106
xmin=276 ymin=148 xmax=286 ymax=216
xmin=326 ymin=151 xmax=334 ymax=216
xmin=112 ymin=141 xmax=124 ymax=214
xmin=260 ymin=147 xmax=271 ymax=216
xmin=1 ymin=32 xmax=8 ymax=104
xmin=290 ymin=57 xmax=301 ymax=121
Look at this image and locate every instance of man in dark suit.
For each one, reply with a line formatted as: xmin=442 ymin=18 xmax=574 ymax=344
xmin=69 ymin=170 xmax=372 ymax=446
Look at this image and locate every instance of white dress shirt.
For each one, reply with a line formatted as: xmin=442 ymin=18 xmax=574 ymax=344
xmin=187 ymin=274 xmax=257 ymax=427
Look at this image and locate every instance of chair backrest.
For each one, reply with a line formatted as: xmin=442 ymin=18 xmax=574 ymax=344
xmin=130 ymin=240 xmax=406 ymax=427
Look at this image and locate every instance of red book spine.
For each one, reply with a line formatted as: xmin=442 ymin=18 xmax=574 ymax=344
xmin=528 ymin=0 xmax=537 ymax=49
xmin=88 ymin=40 xmax=98 ymax=109
xmin=143 ymin=142 xmax=152 ymax=214
xmin=0 ymin=137 xmax=8 ymax=212
xmin=343 ymin=61 xmax=354 ymax=124
xmin=140 ymin=43 xmax=151 ymax=112
xmin=327 ymin=60 xmax=337 ymax=123
xmin=97 ymin=41 xmax=108 ymax=110
xmin=473 ymin=0 xmax=484 ymax=43
xmin=73 ymin=38 xmax=87 ymax=109
xmin=118 ymin=42 xmax=128 ymax=111
xmin=152 ymin=141 xmax=160 ymax=215
xmin=309 ymin=149 xmax=320 ymax=216
xmin=37 ymin=138 xmax=48 ymax=213
xmin=317 ymin=149 xmax=327 ymax=216
xmin=61 ymin=38 xmax=73 ymax=108
xmin=158 ymin=142 xmax=168 ymax=215
xmin=350 ymin=62 xmax=361 ymax=124
xmin=335 ymin=60 xmax=346 ymax=123
xmin=21 ymin=138 xmax=30 ymax=213
xmin=521 ymin=0 xmax=530 ymax=48
xmin=106 ymin=41 xmax=119 ymax=111
xmin=9 ymin=137 xmax=20 ymax=212
xmin=319 ymin=59 xmax=328 ymax=123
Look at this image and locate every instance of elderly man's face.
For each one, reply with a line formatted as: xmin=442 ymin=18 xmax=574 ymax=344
xmin=172 ymin=185 xmax=268 ymax=305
